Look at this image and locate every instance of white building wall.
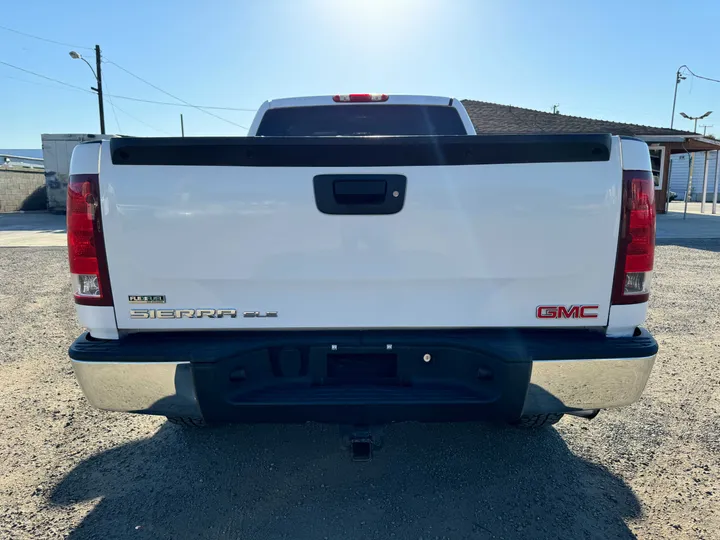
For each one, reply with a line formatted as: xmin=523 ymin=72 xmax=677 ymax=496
xmin=41 ymin=134 xmax=113 ymax=212
xmin=670 ymin=151 xmax=720 ymax=201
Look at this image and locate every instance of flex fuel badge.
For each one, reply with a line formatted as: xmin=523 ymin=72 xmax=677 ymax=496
xmin=128 ymin=295 xmax=166 ymax=304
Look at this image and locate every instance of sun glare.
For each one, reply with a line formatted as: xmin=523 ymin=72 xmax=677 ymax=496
xmin=311 ymin=0 xmax=440 ymax=39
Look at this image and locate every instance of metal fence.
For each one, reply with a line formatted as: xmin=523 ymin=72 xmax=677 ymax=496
xmin=0 ymin=153 xmax=45 ymax=170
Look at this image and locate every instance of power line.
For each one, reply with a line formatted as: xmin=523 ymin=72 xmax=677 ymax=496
xmin=102 ymin=74 xmax=123 ymax=133
xmin=1 ymin=67 xmax=169 ymax=136
xmin=110 ymin=103 xmax=174 ymax=136
xmin=105 ymin=59 xmax=249 ymax=129
xmin=1 ymin=59 xmax=255 ymax=119
xmin=101 ymin=93 xmax=255 ymax=111
xmin=0 ymin=73 xmax=90 ymax=94
xmin=681 ymin=66 xmax=720 ymax=85
xmin=0 ymin=60 xmax=92 ymax=92
xmin=1 ymin=24 xmax=255 ymax=121
xmin=0 ymin=24 xmax=94 ymax=51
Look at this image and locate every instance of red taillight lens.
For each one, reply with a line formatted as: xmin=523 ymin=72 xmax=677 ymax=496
xmin=67 ymin=174 xmax=113 ymax=306
xmin=611 ymin=170 xmax=655 ymax=305
xmin=333 ymin=93 xmax=389 ymax=103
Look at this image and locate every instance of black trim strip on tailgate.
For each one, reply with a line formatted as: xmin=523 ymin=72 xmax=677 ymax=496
xmin=109 ymin=134 xmax=612 ymax=167
xmin=69 ymin=328 xmax=657 ymax=364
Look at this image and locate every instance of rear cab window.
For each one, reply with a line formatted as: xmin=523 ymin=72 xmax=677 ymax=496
xmin=256 ymin=105 xmax=467 ymax=136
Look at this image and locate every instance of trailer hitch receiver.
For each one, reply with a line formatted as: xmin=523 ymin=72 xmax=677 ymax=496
xmin=341 ymin=425 xmax=384 ymax=462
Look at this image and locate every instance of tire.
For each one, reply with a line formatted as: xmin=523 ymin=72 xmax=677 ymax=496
xmin=166 ymin=416 xmax=206 ymax=428
xmin=512 ymin=413 xmax=564 ymax=429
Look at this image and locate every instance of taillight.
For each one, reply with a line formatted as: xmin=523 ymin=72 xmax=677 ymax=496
xmin=333 ymin=93 xmax=389 ymax=103
xmin=611 ymin=170 xmax=655 ymax=305
xmin=67 ymin=174 xmax=113 ymax=306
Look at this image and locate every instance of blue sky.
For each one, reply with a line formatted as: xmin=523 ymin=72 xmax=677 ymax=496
xmin=2 ymin=0 xmax=720 ymax=148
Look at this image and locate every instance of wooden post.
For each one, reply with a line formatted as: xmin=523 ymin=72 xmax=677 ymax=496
xmin=701 ymin=151 xmax=710 ymax=213
xmin=661 ymin=144 xmax=671 ymax=214
xmin=713 ymin=150 xmax=719 ymax=215
xmin=684 ymin=152 xmax=695 ymax=220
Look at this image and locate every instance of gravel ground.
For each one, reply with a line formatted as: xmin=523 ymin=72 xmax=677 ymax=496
xmin=0 ymin=244 xmax=718 ymax=539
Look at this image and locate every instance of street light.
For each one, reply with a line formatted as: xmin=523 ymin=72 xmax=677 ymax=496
xmin=670 ymin=65 xmax=688 ymax=129
xmin=679 ymin=111 xmax=713 ymax=133
xmin=69 ymin=46 xmax=105 ymax=134
xmin=69 ymin=51 xmax=96 ymax=77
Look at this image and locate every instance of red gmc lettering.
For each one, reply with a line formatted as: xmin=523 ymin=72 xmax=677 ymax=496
xmin=536 ymin=305 xmax=599 ymax=319
xmin=579 ymin=305 xmax=599 ymax=318
xmin=536 ymin=306 xmax=557 ymax=319
xmin=557 ymin=305 xmax=580 ymax=319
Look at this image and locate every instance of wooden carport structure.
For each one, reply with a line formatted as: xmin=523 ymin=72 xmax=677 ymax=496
xmin=637 ymin=135 xmax=720 ymax=214
xmin=461 ymin=99 xmax=720 ymax=213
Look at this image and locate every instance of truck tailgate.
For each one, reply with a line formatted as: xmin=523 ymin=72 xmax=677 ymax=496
xmin=99 ymin=135 xmax=621 ymax=331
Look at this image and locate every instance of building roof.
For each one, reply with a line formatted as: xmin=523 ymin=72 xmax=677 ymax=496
xmin=461 ymin=100 xmax=697 ymax=137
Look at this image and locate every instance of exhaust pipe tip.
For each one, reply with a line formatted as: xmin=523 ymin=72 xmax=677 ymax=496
xmin=567 ymin=409 xmax=600 ymax=420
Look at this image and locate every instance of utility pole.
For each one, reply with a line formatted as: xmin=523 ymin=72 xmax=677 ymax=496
xmin=180 ymin=114 xmax=185 ymax=137
xmin=671 ymin=66 xmax=688 ymax=129
xmin=701 ymin=124 xmax=713 ymax=136
xmin=69 ymin=46 xmax=105 ymax=134
xmin=94 ymin=45 xmax=105 ymax=134
xmin=551 ymin=104 xmax=560 ymax=114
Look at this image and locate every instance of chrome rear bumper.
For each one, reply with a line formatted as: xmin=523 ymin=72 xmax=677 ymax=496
xmin=71 ymin=354 xmax=656 ymax=421
xmin=71 ymin=360 xmax=202 ymax=418
xmin=522 ymin=355 xmax=656 ymax=415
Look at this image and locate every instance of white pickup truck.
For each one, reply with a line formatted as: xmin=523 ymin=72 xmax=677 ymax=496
xmin=67 ymin=94 xmax=658 ymax=439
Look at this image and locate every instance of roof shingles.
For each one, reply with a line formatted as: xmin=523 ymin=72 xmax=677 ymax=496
xmin=460 ymin=100 xmax=696 ymax=137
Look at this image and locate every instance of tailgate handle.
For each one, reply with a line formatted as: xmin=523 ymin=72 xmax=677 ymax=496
xmin=314 ymin=174 xmax=407 ymax=215
xmin=333 ymin=180 xmax=386 ymax=204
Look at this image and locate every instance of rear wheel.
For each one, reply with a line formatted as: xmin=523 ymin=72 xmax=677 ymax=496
xmin=512 ymin=413 xmax=564 ymax=429
xmin=166 ymin=416 xmax=206 ymax=428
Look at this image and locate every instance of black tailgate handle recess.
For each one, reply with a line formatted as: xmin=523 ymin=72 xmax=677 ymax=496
xmin=314 ymin=174 xmax=407 ymax=215
xmin=334 ymin=179 xmax=386 ymax=205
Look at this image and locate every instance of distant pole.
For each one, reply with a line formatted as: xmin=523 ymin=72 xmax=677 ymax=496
xmin=95 ymin=45 xmax=105 ymax=134
xmin=701 ymin=124 xmax=713 ymax=136
xmin=684 ymin=152 xmax=695 ymax=220
xmin=713 ymin=150 xmax=719 ymax=215
xmin=180 ymin=114 xmax=185 ymax=137
xmin=701 ymin=152 xmax=710 ymax=213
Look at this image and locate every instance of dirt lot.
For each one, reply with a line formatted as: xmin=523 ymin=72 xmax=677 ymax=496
xmin=0 ymin=242 xmax=718 ymax=540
